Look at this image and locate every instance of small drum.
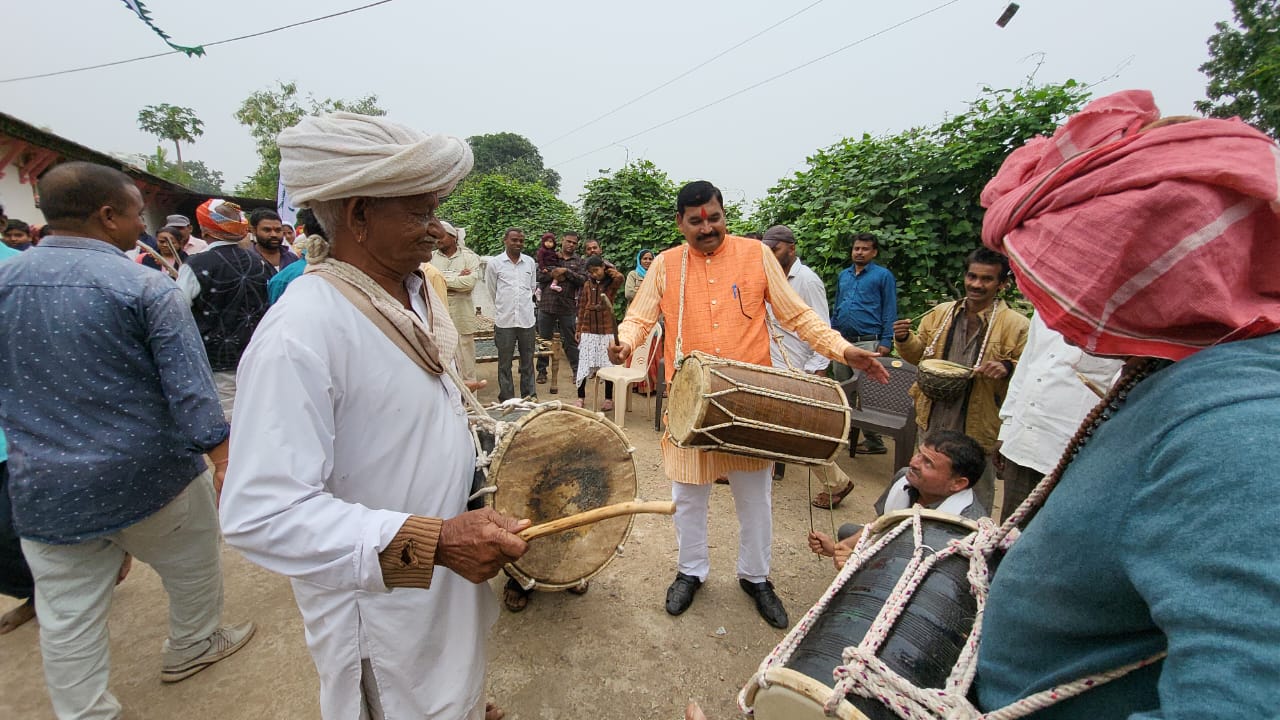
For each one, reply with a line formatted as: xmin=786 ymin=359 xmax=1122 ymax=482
xmin=667 ymin=351 xmax=850 ymax=466
xmin=741 ymin=509 xmax=994 ymax=720
xmin=916 ymin=359 xmax=973 ymax=402
xmin=482 ymin=403 xmax=638 ymax=591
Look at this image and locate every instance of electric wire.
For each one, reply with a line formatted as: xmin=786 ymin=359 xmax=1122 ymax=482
xmin=0 ymin=0 xmax=398 ymax=84
xmin=550 ymin=0 xmax=964 ymax=169
xmin=544 ymin=0 xmax=828 ymax=147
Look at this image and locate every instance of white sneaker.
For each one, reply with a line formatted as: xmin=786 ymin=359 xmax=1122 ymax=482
xmin=161 ymin=621 xmax=256 ymax=683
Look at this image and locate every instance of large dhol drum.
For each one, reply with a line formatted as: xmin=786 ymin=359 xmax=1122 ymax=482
xmin=741 ymin=509 xmax=996 ymax=720
xmin=667 ymin=351 xmax=850 ymax=465
xmin=482 ymin=403 xmax=638 ymax=590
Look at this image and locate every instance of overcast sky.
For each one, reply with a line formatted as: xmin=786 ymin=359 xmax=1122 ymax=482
xmin=3 ymin=0 xmax=1231 ymax=212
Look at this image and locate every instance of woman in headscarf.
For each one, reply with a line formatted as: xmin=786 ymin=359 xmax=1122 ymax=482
xmin=624 ymin=248 xmax=654 ymax=305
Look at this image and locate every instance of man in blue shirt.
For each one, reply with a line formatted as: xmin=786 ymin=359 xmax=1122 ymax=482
xmin=0 ymin=162 xmax=255 ymax=719
xmin=830 ymin=232 xmax=897 ymax=456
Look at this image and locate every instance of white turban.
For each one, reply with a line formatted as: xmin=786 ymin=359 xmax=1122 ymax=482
xmin=278 ymin=112 xmax=473 ymax=206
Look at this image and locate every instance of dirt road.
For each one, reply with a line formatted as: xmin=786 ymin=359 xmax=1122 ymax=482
xmin=0 ymin=361 xmax=898 ymax=719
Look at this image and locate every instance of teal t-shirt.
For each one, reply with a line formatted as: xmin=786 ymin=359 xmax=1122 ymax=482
xmin=976 ymin=332 xmax=1280 ymax=717
xmin=0 ymin=241 xmax=19 ymax=462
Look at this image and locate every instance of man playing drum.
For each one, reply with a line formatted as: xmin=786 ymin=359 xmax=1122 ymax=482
xmin=807 ymin=430 xmax=988 ymax=569
xmin=972 ymin=91 xmax=1280 ymax=718
xmin=892 ymin=247 xmax=1029 ymax=514
xmin=610 ymin=181 xmax=888 ymax=629
xmin=220 ymin=113 xmax=530 ymax=720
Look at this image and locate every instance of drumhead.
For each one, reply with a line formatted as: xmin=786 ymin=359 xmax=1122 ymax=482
xmin=918 ymin=358 xmax=972 ymax=377
xmin=489 ymin=404 xmax=638 ymax=589
xmin=666 ymin=353 xmax=710 ymax=445
xmin=864 ymin=507 xmax=978 ymax=537
xmin=746 ymin=669 xmax=864 ymax=720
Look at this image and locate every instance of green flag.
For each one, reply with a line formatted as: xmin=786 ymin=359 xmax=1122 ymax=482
xmin=119 ymin=0 xmax=205 ymax=57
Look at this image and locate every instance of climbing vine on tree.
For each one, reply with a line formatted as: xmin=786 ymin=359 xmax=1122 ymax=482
xmin=440 ymin=174 xmax=581 ymax=256
xmin=754 ymin=80 xmax=1091 ymax=319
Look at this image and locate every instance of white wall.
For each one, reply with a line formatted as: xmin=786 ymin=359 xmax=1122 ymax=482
xmin=0 ymin=162 xmax=44 ymax=226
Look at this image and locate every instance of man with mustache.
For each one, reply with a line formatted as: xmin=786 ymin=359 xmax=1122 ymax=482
xmin=892 ymin=247 xmax=1029 ymax=514
xmin=611 ymin=180 xmax=889 ymax=629
xmin=247 ymin=208 xmax=301 ymax=271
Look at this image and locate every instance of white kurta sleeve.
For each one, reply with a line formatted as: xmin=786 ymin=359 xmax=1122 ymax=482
xmin=219 ymin=325 xmax=412 ymax=594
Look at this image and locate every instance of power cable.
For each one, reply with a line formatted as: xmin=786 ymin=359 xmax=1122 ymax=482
xmin=551 ymin=0 xmax=964 ymax=169
xmin=0 ymin=0 xmax=398 ymax=84
xmin=544 ymin=0 xmax=828 ymax=147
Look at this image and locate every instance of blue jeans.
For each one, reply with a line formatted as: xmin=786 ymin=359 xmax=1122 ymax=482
xmin=536 ymin=310 xmax=579 ymax=375
xmin=494 ymin=326 xmax=537 ymax=402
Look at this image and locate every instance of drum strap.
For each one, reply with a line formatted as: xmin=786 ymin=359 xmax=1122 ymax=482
xmin=675 ymin=246 xmax=689 ymax=369
xmin=922 ymin=299 xmax=1001 ymax=367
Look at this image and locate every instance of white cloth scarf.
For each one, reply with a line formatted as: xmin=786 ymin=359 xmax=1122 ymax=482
xmin=278 ymin=112 xmax=473 ymax=205
xmin=883 ymin=475 xmax=976 ymax=517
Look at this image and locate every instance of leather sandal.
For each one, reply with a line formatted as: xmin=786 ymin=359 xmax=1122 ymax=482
xmin=503 ymin=578 xmax=530 ymax=612
xmin=811 ymin=481 xmax=855 ymax=509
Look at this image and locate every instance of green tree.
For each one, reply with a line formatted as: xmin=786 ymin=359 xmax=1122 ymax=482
xmin=580 ymin=160 xmax=684 ymax=266
xmin=144 ymin=146 xmax=225 ymax=194
xmin=137 ymin=104 xmax=203 ymax=174
xmin=755 ymin=80 xmax=1091 ymax=320
xmin=440 ymin=174 xmax=580 ymax=256
xmin=466 ymin=132 xmax=561 ymax=194
xmin=1195 ymin=0 xmax=1280 ymax=138
xmin=234 ymin=81 xmax=386 ymax=199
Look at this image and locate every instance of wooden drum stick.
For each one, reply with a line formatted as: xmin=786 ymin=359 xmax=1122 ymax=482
xmin=518 ymin=500 xmax=676 ymax=541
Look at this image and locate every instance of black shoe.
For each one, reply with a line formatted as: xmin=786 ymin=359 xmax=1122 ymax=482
xmin=665 ymin=572 xmax=702 ymax=615
xmin=739 ymin=578 xmax=789 ymax=628
xmin=536 ymin=370 xmax=548 ymax=384
xmin=855 ymin=442 xmax=887 ymax=455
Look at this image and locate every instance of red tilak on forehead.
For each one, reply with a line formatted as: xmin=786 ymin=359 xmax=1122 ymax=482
xmin=699 ymin=207 xmax=708 ymax=220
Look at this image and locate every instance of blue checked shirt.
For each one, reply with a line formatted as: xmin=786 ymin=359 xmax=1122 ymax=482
xmin=0 ymin=236 xmax=229 ymax=544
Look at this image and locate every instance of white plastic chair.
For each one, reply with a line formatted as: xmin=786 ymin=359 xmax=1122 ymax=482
xmin=593 ymin=323 xmax=663 ymax=427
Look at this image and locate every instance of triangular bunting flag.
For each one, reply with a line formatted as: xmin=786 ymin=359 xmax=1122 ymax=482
xmin=119 ymin=0 xmax=205 ymax=57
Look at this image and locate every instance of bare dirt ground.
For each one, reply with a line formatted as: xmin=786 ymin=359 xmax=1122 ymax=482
xmin=0 ymin=359 xmax=903 ymax=720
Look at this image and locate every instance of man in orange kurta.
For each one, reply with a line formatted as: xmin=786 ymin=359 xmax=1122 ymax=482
xmin=612 ymin=181 xmax=888 ymax=628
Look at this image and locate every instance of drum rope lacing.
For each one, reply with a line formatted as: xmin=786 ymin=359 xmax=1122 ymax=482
xmin=741 ymin=358 xmax=1170 ymax=719
xmin=920 ymin=299 xmax=1003 ymax=370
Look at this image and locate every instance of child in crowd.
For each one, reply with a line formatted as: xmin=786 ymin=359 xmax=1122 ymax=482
xmin=574 ymin=255 xmax=624 ymax=409
xmin=535 ymin=231 xmax=562 ymax=294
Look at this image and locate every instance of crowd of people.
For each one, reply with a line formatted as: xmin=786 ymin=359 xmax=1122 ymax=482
xmin=0 ymin=89 xmax=1277 ymax=720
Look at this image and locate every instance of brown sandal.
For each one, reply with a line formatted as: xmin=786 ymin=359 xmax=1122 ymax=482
xmin=811 ymin=481 xmax=855 ymax=509
xmin=503 ymin=578 xmax=530 ymax=612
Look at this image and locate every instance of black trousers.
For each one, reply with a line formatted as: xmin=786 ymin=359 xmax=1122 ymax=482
xmin=0 ymin=462 xmax=34 ymax=599
xmin=536 ymin=310 xmax=579 ymax=375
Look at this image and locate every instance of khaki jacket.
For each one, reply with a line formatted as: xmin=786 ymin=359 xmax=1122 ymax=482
xmin=429 ymin=246 xmax=483 ymax=335
xmin=895 ymin=300 xmax=1029 ymax=452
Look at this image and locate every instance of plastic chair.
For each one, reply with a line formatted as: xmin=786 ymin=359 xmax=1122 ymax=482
xmin=594 ymin=324 xmax=663 ymax=427
xmin=839 ymin=357 xmax=918 ymax=473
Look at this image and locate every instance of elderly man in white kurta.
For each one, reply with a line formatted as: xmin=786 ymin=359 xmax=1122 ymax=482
xmin=219 ymin=113 xmax=530 ymax=720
